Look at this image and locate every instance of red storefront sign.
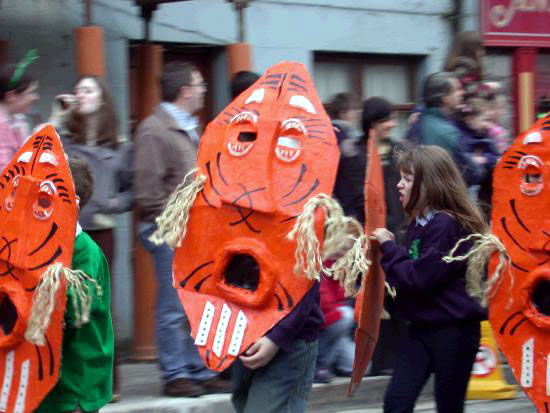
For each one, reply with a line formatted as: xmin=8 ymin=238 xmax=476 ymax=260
xmin=481 ymin=0 xmax=550 ymax=47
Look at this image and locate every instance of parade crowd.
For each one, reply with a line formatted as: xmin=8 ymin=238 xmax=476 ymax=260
xmin=0 ymin=31 xmax=514 ymax=413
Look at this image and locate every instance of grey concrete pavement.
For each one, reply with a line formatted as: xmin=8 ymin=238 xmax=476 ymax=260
xmin=102 ymin=363 xmax=533 ymax=413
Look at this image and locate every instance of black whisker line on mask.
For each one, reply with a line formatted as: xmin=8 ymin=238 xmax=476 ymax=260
xmin=501 ymin=217 xmax=527 ymax=252
xmin=499 ymin=310 xmax=522 ymax=334
xmin=194 ymin=274 xmax=213 ymax=292
xmin=232 ymin=184 xmax=266 ymax=206
xmin=274 ymin=293 xmax=284 ymax=311
xmin=205 ymin=161 xmax=221 ymax=196
xmin=200 ymin=189 xmax=215 ymax=208
xmin=282 ymin=164 xmax=306 ymax=199
xmin=509 ymin=316 xmax=528 ymax=335
xmin=229 ymin=205 xmax=261 ymax=233
xmin=510 ymin=199 xmax=530 ymax=233
xmin=511 ymin=261 xmax=528 ymax=272
xmin=34 ymin=345 xmax=44 ymax=380
xmin=282 ymin=179 xmax=320 ymax=207
xmin=277 ymin=282 xmax=294 ymax=308
xmin=216 ymin=152 xmax=228 ymax=186
xmin=29 ymin=222 xmax=58 ymax=256
xmin=45 ymin=334 xmax=54 ymax=375
xmin=29 ymin=246 xmax=62 ymax=271
xmin=180 ymin=261 xmax=214 ymax=288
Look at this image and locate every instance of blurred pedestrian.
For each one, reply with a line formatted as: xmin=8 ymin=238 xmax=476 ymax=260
xmin=443 ymin=31 xmax=484 ymax=93
xmin=332 ymin=95 xmax=392 ymax=225
xmin=373 ymin=145 xmax=487 ymax=413
xmin=455 ymin=97 xmax=499 ymax=216
xmin=0 ymin=50 xmax=39 ymax=172
xmin=480 ymin=81 xmax=511 ymax=154
xmin=406 ymin=72 xmax=484 ymax=187
xmin=49 ymin=74 xmax=133 ymax=401
xmin=134 ymin=61 xmax=230 ymax=397
xmin=230 ymin=70 xmax=260 ymax=99
xmin=314 ymin=224 xmax=359 ymax=384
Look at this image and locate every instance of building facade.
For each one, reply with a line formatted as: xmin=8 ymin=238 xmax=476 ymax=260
xmin=0 ymin=0 xmax=480 ymax=350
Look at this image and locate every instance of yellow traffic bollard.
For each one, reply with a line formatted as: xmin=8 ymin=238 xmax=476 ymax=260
xmin=467 ymin=321 xmax=517 ymax=399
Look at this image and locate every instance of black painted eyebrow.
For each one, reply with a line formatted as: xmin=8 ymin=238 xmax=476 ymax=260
xmin=289 ymin=81 xmax=307 ymax=92
xmin=291 ymin=74 xmax=305 ymax=83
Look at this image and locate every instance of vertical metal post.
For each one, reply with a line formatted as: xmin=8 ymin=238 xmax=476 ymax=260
xmin=84 ymin=0 xmax=92 ymax=26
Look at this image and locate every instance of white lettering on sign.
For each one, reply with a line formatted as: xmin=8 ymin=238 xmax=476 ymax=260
xmin=490 ymin=0 xmax=550 ymax=28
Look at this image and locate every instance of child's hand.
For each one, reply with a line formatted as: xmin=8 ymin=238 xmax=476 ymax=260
xmin=239 ymin=337 xmax=279 ymax=369
xmin=372 ymin=228 xmax=394 ymax=244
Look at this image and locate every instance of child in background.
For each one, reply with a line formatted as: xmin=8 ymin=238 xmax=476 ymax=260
xmin=372 ymin=146 xmax=487 ymax=413
xmin=314 ymin=227 xmax=357 ymax=384
xmin=480 ymin=82 xmax=510 ymax=154
xmin=37 ymin=158 xmax=114 ymax=413
xmin=456 ymin=97 xmax=499 ymax=215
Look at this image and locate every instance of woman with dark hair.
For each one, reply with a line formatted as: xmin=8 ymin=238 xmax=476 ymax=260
xmin=0 ymin=53 xmax=39 ymax=171
xmin=50 ymin=74 xmax=132 ymax=401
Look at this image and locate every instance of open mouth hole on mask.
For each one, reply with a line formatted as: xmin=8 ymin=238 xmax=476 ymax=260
xmin=532 ymin=279 xmax=550 ymax=316
xmin=238 ymin=132 xmax=257 ymax=142
xmin=0 ymin=294 xmax=18 ymax=336
xmin=224 ymin=254 xmax=259 ymax=292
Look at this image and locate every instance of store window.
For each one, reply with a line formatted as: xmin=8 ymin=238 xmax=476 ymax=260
xmin=483 ymin=48 xmax=514 ymax=132
xmin=314 ymin=53 xmax=420 ymax=140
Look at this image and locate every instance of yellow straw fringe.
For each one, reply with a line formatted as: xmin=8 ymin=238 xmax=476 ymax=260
xmin=149 ymin=169 xmax=206 ymax=249
xmin=25 ymin=263 xmax=102 ymax=346
xmin=443 ymin=233 xmax=512 ymax=307
xmin=287 ymin=194 xmax=369 ymax=297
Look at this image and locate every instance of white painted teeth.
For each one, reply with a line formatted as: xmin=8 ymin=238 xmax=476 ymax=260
xmin=521 ymin=337 xmax=534 ymax=388
xmin=281 ymin=118 xmax=306 ymax=134
xmin=228 ymin=142 xmax=253 ymax=157
xmin=275 ymin=136 xmax=301 ymax=162
xmin=230 ymin=111 xmax=258 ymax=125
xmin=275 ymin=147 xmax=300 ymax=163
xmin=195 ymin=301 xmax=248 ymax=358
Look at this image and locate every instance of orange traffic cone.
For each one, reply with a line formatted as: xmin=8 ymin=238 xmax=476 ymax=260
xmin=467 ymin=321 xmax=517 ymax=399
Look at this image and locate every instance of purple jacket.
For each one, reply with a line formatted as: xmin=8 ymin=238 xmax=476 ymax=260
xmin=380 ymin=211 xmax=487 ymax=324
xmin=266 ymin=282 xmax=323 ymax=352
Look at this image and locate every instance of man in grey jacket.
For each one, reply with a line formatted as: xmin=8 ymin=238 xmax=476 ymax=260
xmin=134 ymin=62 xmax=230 ymax=397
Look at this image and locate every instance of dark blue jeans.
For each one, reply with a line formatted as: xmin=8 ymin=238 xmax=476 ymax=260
xmin=139 ymin=223 xmax=214 ymax=383
xmin=232 ymin=339 xmax=318 ymax=413
xmin=384 ymin=320 xmax=481 ymax=413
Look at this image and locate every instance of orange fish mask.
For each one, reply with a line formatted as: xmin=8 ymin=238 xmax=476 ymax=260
xmin=490 ymin=116 xmax=550 ymax=412
xmin=172 ymin=62 xmax=339 ymax=371
xmin=0 ymin=125 xmax=77 ymax=412
xmin=350 ymin=131 xmax=386 ymax=395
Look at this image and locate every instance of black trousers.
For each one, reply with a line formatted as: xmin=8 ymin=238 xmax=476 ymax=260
xmin=383 ymin=320 xmax=481 ymax=413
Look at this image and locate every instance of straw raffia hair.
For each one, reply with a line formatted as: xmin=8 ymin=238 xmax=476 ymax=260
xmin=442 ymin=233 xmax=512 ymax=307
xmin=287 ymin=194 xmax=369 ymax=297
xmin=25 ymin=263 xmax=102 ymax=346
xmin=149 ymin=169 xmax=206 ymax=248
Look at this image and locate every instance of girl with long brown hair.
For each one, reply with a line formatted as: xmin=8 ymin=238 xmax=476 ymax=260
xmin=372 ymin=145 xmax=487 ymax=413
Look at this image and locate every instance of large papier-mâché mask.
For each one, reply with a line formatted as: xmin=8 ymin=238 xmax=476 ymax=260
xmin=174 ymin=62 xmax=339 ymax=371
xmin=490 ymin=115 xmax=550 ymax=412
xmin=0 ymin=125 xmax=77 ymax=412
